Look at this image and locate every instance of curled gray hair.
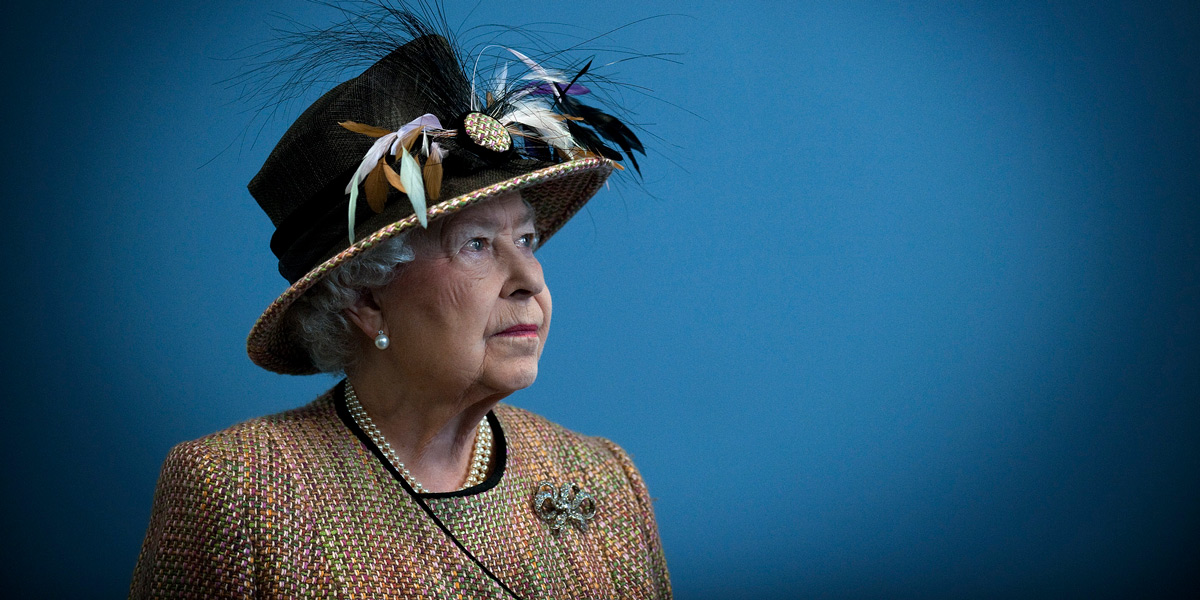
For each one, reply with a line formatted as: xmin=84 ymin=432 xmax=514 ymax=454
xmin=286 ymin=233 xmax=415 ymax=373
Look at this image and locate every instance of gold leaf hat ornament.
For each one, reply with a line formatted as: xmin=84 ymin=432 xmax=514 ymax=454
xmin=243 ymin=3 xmax=647 ymax=374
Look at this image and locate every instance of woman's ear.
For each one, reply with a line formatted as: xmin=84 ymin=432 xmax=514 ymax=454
xmin=343 ymin=289 xmax=386 ymax=339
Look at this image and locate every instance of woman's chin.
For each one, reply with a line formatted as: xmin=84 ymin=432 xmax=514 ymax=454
xmin=481 ymin=362 xmax=539 ymax=396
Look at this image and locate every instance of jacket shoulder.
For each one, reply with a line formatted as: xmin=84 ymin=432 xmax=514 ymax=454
xmin=130 ymin=393 xmax=341 ymax=598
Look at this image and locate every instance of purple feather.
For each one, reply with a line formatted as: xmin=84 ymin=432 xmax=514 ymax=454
xmin=523 ymin=82 xmax=590 ymax=96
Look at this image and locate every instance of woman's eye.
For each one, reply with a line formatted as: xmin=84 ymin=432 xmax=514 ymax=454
xmin=517 ymin=233 xmax=538 ymax=248
xmin=465 ymin=238 xmax=485 ymax=252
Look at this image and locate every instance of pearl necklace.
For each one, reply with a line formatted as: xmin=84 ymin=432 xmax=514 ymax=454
xmin=345 ymin=381 xmax=493 ymax=493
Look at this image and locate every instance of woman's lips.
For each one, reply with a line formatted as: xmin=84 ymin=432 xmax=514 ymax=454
xmin=495 ymin=324 xmax=539 ymax=337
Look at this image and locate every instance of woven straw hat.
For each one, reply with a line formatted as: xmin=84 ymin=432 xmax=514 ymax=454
xmin=245 ymin=33 xmax=636 ymax=374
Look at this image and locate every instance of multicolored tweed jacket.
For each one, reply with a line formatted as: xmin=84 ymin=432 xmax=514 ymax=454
xmin=130 ymin=383 xmax=671 ymax=599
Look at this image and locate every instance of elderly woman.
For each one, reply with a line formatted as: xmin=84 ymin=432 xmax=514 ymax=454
xmin=129 ymin=7 xmax=669 ymax=599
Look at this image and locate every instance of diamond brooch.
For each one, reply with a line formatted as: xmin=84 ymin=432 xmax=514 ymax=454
xmin=533 ymin=481 xmax=596 ymax=533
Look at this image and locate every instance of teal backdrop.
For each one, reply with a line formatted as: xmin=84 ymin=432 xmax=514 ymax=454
xmin=1 ymin=1 xmax=1197 ymax=598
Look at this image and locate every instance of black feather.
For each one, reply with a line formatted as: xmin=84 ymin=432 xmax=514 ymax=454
xmin=561 ymin=97 xmax=645 ymax=174
xmin=233 ymin=0 xmax=476 ymax=132
xmin=564 ymin=120 xmax=622 ymax=162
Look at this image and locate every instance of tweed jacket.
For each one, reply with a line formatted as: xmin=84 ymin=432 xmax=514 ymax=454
xmin=130 ymin=384 xmax=671 ymax=599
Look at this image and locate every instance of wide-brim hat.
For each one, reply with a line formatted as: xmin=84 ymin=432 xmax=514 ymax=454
xmin=244 ymin=31 xmax=641 ymax=375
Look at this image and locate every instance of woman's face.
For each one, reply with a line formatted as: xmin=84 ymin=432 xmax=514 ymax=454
xmin=377 ymin=192 xmax=551 ymax=397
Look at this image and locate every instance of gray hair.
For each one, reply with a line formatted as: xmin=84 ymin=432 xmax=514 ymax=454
xmin=286 ymin=233 xmax=416 ymax=373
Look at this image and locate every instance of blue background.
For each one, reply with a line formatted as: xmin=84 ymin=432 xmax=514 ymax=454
xmin=1 ymin=1 xmax=1197 ymax=598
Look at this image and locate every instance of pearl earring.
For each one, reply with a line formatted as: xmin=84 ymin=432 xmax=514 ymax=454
xmin=374 ymin=330 xmax=390 ymax=350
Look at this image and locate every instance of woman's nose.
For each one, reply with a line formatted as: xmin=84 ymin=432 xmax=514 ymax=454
xmin=500 ymin=243 xmax=544 ymax=299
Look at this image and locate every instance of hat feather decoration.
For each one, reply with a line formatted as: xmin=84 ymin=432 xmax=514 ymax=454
xmin=312 ymin=7 xmax=647 ymax=243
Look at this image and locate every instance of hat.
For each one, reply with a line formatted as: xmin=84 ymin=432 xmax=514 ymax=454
xmin=244 ymin=17 xmax=644 ymax=375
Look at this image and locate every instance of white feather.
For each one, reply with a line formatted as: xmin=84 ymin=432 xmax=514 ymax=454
xmin=345 ymin=132 xmax=398 ymax=243
xmin=498 ymin=100 xmax=577 ymax=152
xmin=491 ymin=62 xmax=509 ymax=100
xmin=470 ymin=44 xmax=508 ymax=111
xmin=347 ymin=177 xmax=361 ymax=244
xmin=507 ymin=48 xmax=568 ymax=84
